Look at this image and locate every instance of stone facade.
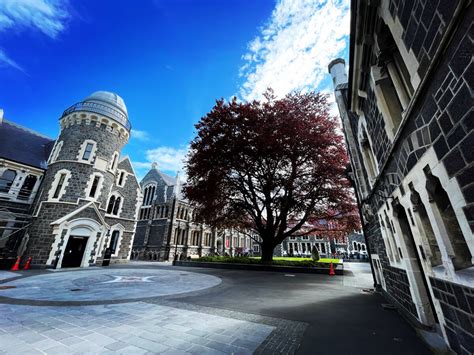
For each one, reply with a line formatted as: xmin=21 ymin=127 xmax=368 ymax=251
xmin=0 ymin=91 xmax=141 ymax=269
xmin=132 ymin=165 xmax=257 ymax=261
xmin=330 ymin=1 xmax=473 ymax=353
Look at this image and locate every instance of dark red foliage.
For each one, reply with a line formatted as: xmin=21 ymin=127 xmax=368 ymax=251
xmin=185 ymin=90 xmax=359 ymax=262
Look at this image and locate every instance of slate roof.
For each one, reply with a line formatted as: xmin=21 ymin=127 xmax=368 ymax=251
xmin=0 ymin=119 xmax=55 ymax=169
xmin=141 ymin=167 xmax=177 ymax=187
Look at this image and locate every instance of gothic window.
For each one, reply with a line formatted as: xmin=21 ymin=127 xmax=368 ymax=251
xmin=110 ymin=152 xmax=119 ymax=171
xmin=113 ymin=197 xmax=121 ymax=215
xmin=109 ymin=230 xmax=120 ymax=253
xmin=373 ymin=24 xmax=414 ymax=138
xmin=50 ymin=171 xmax=70 ymax=200
xmin=384 ymin=211 xmax=400 ymax=262
xmin=18 ymin=175 xmax=37 ymax=200
xmin=88 ymin=174 xmax=102 ymax=199
xmin=0 ymin=169 xmax=16 ymax=193
xmin=359 ymin=127 xmax=378 ymax=183
xmin=117 ymin=171 xmax=125 ymax=187
xmin=409 ymin=185 xmax=442 ymax=267
xmin=107 ymin=196 xmax=116 ymax=214
xmin=425 ymin=170 xmax=472 ymax=270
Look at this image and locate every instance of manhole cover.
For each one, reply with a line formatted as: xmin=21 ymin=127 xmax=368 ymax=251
xmin=0 ymin=285 xmax=16 ymax=290
xmin=70 ymin=288 xmax=82 ymax=292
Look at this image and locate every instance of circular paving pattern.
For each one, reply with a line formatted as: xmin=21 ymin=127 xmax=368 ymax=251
xmin=0 ymin=268 xmax=221 ymax=302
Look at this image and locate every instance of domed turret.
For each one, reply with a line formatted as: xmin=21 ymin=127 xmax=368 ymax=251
xmin=61 ymin=90 xmax=131 ymax=131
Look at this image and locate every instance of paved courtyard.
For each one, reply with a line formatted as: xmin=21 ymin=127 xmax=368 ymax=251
xmin=0 ymin=263 xmax=432 ymax=354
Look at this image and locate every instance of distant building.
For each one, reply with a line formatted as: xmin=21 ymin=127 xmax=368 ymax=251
xmin=330 ymin=1 xmax=473 ymax=353
xmin=0 ymin=91 xmax=141 ymax=269
xmin=132 ymin=165 xmax=257 ymax=261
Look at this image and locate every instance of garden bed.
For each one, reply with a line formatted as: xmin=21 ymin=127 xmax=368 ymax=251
xmin=173 ymin=256 xmax=344 ymax=275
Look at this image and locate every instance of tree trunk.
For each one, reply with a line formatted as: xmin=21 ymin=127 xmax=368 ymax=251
xmin=260 ymin=241 xmax=274 ymax=264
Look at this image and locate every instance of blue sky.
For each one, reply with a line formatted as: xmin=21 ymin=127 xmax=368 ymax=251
xmin=0 ymin=0 xmax=349 ymax=179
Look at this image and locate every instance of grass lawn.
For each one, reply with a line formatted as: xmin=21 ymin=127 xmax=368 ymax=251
xmin=196 ymin=256 xmax=341 ymax=268
xmin=251 ymin=257 xmax=342 ymax=264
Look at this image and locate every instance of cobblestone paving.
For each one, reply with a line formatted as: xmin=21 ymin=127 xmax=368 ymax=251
xmin=0 ymin=268 xmax=307 ymax=354
xmin=0 ymin=302 xmax=275 ymax=354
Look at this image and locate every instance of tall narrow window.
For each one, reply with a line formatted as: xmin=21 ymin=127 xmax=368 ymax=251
xmin=425 ymin=170 xmax=472 ymax=270
xmin=53 ymin=173 xmax=66 ymax=199
xmin=107 ymin=196 xmax=116 ymax=214
xmin=110 ymin=152 xmax=118 ymax=171
xmin=18 ymin=175 xmax=37 ymax=200
xmin=409 ymin=185 xmax=442 ymax=267
xmin=89 ymin=175 xmax=101 ymax=198
xmin=0 ymin=170 xmax=16 ymax=193
xmin=373 ymin=24 xmax=414 ymax=137
xmin=82 ymin=143 xmax=94 ymax=161
xmin=113 ymin=197 xmax=121 ymax=215
xmin=109 ymin=230 xmax=120 ymax=253
xmin=118 ymin=171 xmax=125 ymax=186
xmin=50 ymin=141 xmax=63 ymax=163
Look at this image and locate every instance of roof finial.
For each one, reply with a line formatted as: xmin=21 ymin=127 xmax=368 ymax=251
xmin=151 ymin=162 xmax=158 ymax=169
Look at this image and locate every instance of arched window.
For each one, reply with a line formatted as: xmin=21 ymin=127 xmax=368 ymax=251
xmin=425 ymin=170 xmax=472 ymax=270
xmin=109 ymin=230 xmax=120 ymax=253
xmin=88 ymin=174 xmax=103 ymax=199
xmin=113 ymin=197 xmax=121 ymax=215
xmin=110 ymin=152 xmax=119 ymax=171
xmin=0 ymin=169 xmax=16 ymax=193
xmin=107 ymin=196 xmax=116 ymax=214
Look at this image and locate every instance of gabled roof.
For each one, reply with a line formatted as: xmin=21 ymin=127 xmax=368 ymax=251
xmin=141 ymin=167 xmax=177 ymax=187
xmin=118 ymin=155 xmax=140 ymax=187
xmin=0 ymin=119 xmax=55 ymax=169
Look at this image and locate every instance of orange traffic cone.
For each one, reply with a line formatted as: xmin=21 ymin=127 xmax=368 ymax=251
xmin=329 ymin=262 xmax=335 ymax=276
xmin=11 ymin=256 xmax=21 ymax=271
xmin=23 ymin=256 xmax=32 ymax=270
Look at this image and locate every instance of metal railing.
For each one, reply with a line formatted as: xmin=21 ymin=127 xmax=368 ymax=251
xmin=61 ymin=101 xmax=131 ymax=131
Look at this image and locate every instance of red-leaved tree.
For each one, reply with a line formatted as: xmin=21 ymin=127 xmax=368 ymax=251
xmin=185 ymin=90 xmax=359 ymax=263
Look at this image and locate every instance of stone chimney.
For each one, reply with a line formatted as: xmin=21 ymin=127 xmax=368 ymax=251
xmin=328 ymin=58 xmax=348 ymax=88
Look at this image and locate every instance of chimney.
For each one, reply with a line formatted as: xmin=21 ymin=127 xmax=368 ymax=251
xmin=328 ymin=58 xmax=348 ymax=88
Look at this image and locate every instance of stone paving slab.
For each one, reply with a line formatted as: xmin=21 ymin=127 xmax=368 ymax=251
xmin=0 ymin=302 xmax=275 ymax=354
xmin=0 ymin=268 xmax=221 ymax=301
xmin=0 ymin=271 xmax=18 ymax=281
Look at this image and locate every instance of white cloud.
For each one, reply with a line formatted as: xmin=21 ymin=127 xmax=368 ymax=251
xmin=0 ymin=48 xmax=24 ymax=72
xmin=146 ymin=146 xmax=188 ymax=173
xmin=0 ymin=0 xmax=70 ymax=70
xmin=133 ymin=146 xmax=188 ymax=178
xmin=239 ymin=0 xmax=350 ymax=101
xmin=131 ymin=129 xmax=150 ymax=141
xmin=0 ymin=0 xmax=70 ymax=38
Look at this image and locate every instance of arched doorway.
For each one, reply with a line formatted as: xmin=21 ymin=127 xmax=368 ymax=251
xmin=56 ymin=218 xmax=104 ymax=269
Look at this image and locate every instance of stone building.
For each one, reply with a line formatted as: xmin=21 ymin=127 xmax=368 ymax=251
xmin=329 ymin=1 xmax=473 ymax=353
xmin=0 ymin=91 xmax=141 ymax=269
xmin=132 ymin=165 xmax=257 ymax=261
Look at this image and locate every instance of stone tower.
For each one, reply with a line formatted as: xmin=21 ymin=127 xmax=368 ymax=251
xmin=26 ymin=91 xmax=138 ymax=268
